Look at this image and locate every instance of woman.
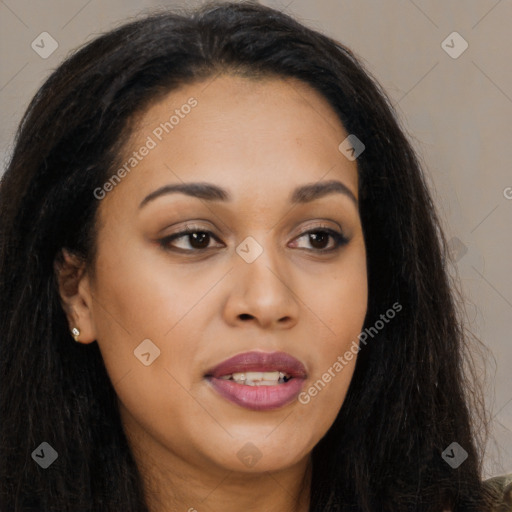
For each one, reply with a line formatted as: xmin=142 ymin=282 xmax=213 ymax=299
xmin=0 ymin=2 xmax=510 ymax=511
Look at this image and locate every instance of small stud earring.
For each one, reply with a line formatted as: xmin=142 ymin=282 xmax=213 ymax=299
xmin=71 ymin=327 xmax=80 ymax=342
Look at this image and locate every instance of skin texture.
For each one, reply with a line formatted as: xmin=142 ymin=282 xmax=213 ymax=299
xmin=57 ymin=74 xmax=368 ymax=512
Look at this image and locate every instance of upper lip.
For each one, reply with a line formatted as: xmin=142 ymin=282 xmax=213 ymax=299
xmin=205 ymin=350 xmax=307 ymax=379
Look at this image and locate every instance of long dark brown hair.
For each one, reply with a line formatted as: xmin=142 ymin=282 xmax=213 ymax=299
xmin=0 ymin=2 xmax=490 ymax=510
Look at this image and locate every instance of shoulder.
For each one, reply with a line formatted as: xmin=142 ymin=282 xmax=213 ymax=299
xmin=482 ymin=473 xmax=512 ymax=511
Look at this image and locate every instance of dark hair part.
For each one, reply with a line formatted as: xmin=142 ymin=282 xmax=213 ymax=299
xmin=0 ymin=1 xmax=490 ymax=510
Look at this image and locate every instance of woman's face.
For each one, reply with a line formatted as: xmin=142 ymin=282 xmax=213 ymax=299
xmin=73 ymin=74 xmax=367 ymax=475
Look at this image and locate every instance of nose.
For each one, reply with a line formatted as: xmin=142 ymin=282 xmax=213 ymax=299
xmin=222 ymin=242 xmax=300 ymax=330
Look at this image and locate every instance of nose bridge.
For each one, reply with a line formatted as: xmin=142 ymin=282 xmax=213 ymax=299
xmin=226 ymin=230 xmax=299 ymax=327
xmin=236 ymin=231 xmax=282 ymax=291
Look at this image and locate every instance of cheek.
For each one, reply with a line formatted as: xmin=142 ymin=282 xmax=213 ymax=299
xmin=294 ymin=311 xmax=363 ymax=445
xmin=90 ymin=240 xmax=215 ymax=338
xmin=88 ymin=249 xmax=210 ymax=454
xmin=296 ymin=245 xmax=367 ymax=426
xmin=86 ymin=245 xmax=187 ymax=383
xmin=312 ymin=240 xmax=368 ymax=341
xmin=87 ymin=240 xmax=231 ymax=416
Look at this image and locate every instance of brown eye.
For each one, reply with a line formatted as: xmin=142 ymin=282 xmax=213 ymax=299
xmin=159 ymin=225 xmax=348 ymax=255
xmin=307 ymin=232 xmax=330 ymax=250
xmin=186 ymin=232 xmax=211 ymax=249
xmin=159 ymin=228 xmax=223 ymax=252
xmin=292 ymin=228 xmax=348 ymax=252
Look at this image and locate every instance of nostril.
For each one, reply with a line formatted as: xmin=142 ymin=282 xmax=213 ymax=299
xmin=239 ymin=314 xmax=253 ymax=320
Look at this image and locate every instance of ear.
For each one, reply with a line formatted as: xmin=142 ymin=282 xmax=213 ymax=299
xmin=54 ymin=249 xmax=97 ymax=344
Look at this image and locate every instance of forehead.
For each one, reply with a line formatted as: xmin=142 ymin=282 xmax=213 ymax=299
xmin=101 ymin=74 xmax=359 ymax=213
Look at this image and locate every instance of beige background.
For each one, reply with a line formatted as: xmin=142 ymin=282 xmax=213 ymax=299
xmin=1 ymin=0 xmax=511 ymax=477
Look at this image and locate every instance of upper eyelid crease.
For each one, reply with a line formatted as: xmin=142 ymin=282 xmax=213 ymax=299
xmin=165 ymin=220 xmax=345 ymax=239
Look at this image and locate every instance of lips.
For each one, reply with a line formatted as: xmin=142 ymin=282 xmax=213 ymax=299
xmin=205 ymin=350 xmax=307 ymax=379
xmin=204 ymin=351 xmax=307 ymax=411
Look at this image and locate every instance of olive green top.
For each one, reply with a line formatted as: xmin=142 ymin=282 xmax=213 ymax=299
xmin=483 ymin=473 xmax=512 ymax=511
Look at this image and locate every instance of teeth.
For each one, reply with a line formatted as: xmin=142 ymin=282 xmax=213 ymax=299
xmin=218 ymin=371 xmax=291 ymax=385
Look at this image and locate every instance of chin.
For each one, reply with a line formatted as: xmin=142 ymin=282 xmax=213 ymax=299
xmin=206 ymin=435 xmax=311 ymax=473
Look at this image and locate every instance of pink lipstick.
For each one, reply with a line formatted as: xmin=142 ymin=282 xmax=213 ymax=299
xmin=204 ymin=351 xmax=307 ymax=411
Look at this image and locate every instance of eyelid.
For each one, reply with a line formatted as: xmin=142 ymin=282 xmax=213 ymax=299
xmin=158 ymin=221 xmax=348 ymax=254
xmin=158 ymin=224 xmax=223 ymax=251
xmin=291 ymin=224 xmax=349 ymax=251
xmin=294 ymin=220 xmax=344 ymax=237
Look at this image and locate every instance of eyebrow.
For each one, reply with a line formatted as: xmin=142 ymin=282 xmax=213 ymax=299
xmin=139 ymin=179 xmax=358 ymax=208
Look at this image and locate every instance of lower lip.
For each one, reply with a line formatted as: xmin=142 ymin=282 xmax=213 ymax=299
xmin=206 ymin=377 xmax=305 ymax=411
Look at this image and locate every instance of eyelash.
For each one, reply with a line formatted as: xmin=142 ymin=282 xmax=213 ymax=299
xmin=158 ymin=224 xmax=349 ymax=254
